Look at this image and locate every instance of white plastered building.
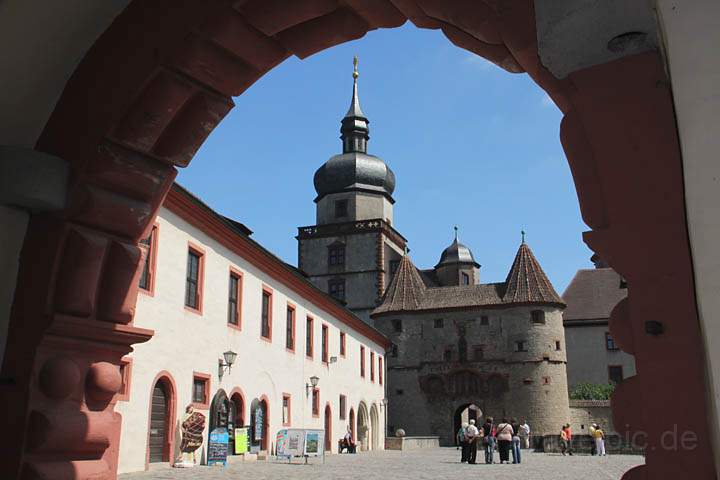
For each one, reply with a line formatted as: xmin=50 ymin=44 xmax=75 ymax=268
xmin=115 ymin=184 xmax=388 ymax=473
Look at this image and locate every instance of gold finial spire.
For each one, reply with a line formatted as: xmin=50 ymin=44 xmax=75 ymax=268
xmin=353 ymin=55 xmax=359 ymax=80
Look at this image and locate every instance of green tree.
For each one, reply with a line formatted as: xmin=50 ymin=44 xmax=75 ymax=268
xmin=569 ymin=382 xmax=616 ymax=400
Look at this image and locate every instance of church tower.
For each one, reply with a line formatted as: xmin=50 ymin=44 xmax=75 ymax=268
xmin=297 ymin=57 xmax=406 ymax=323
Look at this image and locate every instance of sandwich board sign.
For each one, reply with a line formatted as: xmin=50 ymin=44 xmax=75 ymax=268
xmin=208 ymin=428 xmax=229 ymax=466
xmin=276 ymin=429 xmax=306 ymax=459
xmin=234 ymin=427 xmax=249 ymax=454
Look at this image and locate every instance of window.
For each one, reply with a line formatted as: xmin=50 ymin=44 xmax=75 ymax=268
xmin=434 ymin=318 xmax=444 ymax=328
xmin=340 ymin=332 xmax=346 ymax=356
xmin=370 ymin=352 xmax=375 ymax=382
xmin=339 ymin=394 xmax=347 ymax=419
xmin=261 ymin=288 xmax=272 ymax=340
xmin=312 ymin=388 xmax=320 ymax=417
xmin=462 ymin=272 xmax=470 ymax=285
xmin=328 ymin=279 xmax=346 ymax=301
xmin=335 ymin=199 xmax=348 ymax=218
xmin=282 ymin=394 xmax=291 ymax=426
xmin=606 ymin=332 xmax=619 ymax=351
xmin=228 ymin=270 xmax=242 ymax=327
xmin=473 ymin=346 xmax=484 ymax=360
xmin=608 ymin=365 xmax=624 ymax=384
xmin=555 ymin=340 xmax=561 ymax=351
xmin=480 ymin=316 xmax=489 ymax=326
xmin=390 ymin=344 xmax=398 ymax=358
xmin=328 ymin=244 xmax=345 ymax=266
xmin=542 ymin=376 xmax=551 ymax=385
xmin=185 ymin=246 xmax=204 ymax=312
xmin=516 ymin=341 xmax=528 ymax=352
xmin=379 ymin=356 xmax=383 ymax=385
xmin=306 ymin=316 xmax=314 ymax=358
xmin=138 ymin=225 xmax=158 ymax=293
xmin=392 ymin=319 xmax=402 ymax=333
xmin=444 ymin=349 xmax=452 ymax=361
xmin=390 ymin=259 xmax=400 ymax=277
xmin=531 ymin=310 xmax=546 ymax=325
xmin=192 ymin=372 xmax=210 ymax=408
xmin=286 ymin=305 xmax=295 ymax=351
xmin=360 ymin=346 xmax=365 ymax=378
xmin=322 ymin=324 xmax=329 ymax=363
xmin=117 ymin=357 xmax=132 ymax=401
xmin=396 ymin=389 xmax=404 ymax=395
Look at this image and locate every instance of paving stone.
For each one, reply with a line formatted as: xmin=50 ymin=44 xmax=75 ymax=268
xmin=119 ymin=447 xmax=644 ymax=480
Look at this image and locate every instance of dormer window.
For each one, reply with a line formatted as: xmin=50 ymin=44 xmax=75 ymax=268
xmin=335 ymin=199 xmax=348 ymax=218
xmin=328 ymin=243 xmax=345 ymax=266
xmin=461 ymin=272 xmax=470 ymax=285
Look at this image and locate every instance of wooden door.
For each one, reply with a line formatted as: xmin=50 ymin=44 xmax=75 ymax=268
xmin=149 ymin=383 xmax=168 ymax=462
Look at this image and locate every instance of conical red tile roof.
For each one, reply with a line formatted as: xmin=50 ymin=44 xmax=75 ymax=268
xmin=503 ymin=242 xmax=564 ymax=306
xmin=373 ymin=254 xmax=426 ymax=315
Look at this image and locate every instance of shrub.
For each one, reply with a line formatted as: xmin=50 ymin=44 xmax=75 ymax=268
xmin=569 ymin=382 xmax=616 ymax=400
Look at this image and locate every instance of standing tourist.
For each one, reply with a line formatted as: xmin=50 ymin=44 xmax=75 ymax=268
xmin=563 ymin=423 xmax=574 ymax=455
xmin=510 ymin=418 xmax=522 ymax=464
xmin=589 ymin=423 xmax=597 ymax=455
xmin=592 ymin=423 xmax=606 ymax=456
xmin=465 ymin=419 xmax=480 ymax=464
xmin=458 ymin=422 xmax=469 ymax=463
xmin=496 ymin=418 xmax=514 ymax=464
xmin=560 ymin=425 xmax=569 ymax=455
xmin=482 ymin=417 xmax=496 ymax=464
xmin=519 ymin=419 xmax=531 ymax=449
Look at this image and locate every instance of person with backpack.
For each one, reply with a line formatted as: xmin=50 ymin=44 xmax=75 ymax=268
xmin=482 ymin=417 xmax=496 ymax=464
xmin=457 ymin=422 xmax=469 ymax=463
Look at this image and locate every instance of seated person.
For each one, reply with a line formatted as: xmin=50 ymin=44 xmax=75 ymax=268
xmin=339 ymin=428 xmax=356 ymax=453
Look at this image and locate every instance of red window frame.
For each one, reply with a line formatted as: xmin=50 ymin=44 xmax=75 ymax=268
xmin=340 ymin=331 xmax=346 ymax=357
xmin=370 ymin=351 xmax=375 ymax=382
xmin=282 ymin=393 xmax=292 ymax=426
xmin=322 ymin=324 xmax=329 ymax=364
xmin=306 ymin=315 xmax=314 ymax=359
xmin=360 ymin=346 xmax=365 ymax=378
xmin=138 ymin=224 xmax=159 ymax=296
xmin=228 ymin=267 xmax=243 ymax=330
xmin=184 ymin=242 xmax=205 ymax=314
xmin=379 ymin=356 xmax=383 ymax=385
xmin=117 ymin=356 xmax=133 ymax=401
xmin=191 ymin=371 xmax=211 ymax=409
xmin=260 ymin=286 xmax=273 ymax=341
xmin=312 ymin=388 xmax=320 ymax=417
xmin=286 ymin=303 xmax=296 ymax=352
xmin=339 ymin=394 xmax=347 ymax=420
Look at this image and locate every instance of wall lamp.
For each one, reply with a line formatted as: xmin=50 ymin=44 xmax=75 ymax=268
xmin=305 ymin=375 xmax=319 ymax=396
xmin=218 ymin=350 xmax=237 ymax=379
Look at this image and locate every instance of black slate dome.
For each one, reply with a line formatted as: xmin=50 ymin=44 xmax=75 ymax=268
xmin=314 ymin=152 xmax=395 ymax=200
xmin=314 ymin=56 xmax=395 ymax=202
xmin=436 ymin=233 xmax=480 ymax=268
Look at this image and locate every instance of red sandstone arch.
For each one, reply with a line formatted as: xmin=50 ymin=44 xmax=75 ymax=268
xmin=229 ymin=387 xmax=246 ymax=427
xmin=144 ymin=371 xmax=178 ymax=469
xmin=0 ymin=1 xmax=713 ymax=479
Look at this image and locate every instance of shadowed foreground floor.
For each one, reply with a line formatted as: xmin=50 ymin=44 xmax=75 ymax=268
xmin=120 ymin=447 xmax=644 ymax=480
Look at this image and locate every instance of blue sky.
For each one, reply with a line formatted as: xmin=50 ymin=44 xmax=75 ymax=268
xmin=177 ymin=23 xmax=593 ymax=293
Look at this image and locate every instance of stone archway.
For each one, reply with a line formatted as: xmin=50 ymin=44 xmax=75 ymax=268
xmin=370 ymin=404 xmax=380 ymax=451
xmin=453 ymin=403 xmax=482 ymax=447
xmin=357 ymin=402 xmax=370 ymax=452
xmin=0 ymin=1 xmax=713 ymax=479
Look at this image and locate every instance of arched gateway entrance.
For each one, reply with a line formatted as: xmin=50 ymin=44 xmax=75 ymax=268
xmin=453 ymin=404 xmax=482 ymax=446
xmin=1 ymin=1 xmax=714 ymax=479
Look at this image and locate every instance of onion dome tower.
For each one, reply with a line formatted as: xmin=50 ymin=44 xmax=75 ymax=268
xmin=434 ymin=227 xmax=481 ymax=286
xmin=313 ymin=56 xmax=396 ymax=225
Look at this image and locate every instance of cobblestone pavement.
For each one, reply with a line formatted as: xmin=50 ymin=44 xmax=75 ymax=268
xmin=120 ymin=448 xmax=644 ymax=480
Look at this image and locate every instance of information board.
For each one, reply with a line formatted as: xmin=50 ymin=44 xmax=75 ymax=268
xmin=234 ymin=427 xmax=248 ymax=455
xmin=207 ymin=428 xmax=229 ymax=466
xmin=304 ymin=429 xmax=325 ymax=457
xmin=276 ymin=429 xmax=306 ymax=458
xmin=254 ymin=405 xmax=264 ymax=442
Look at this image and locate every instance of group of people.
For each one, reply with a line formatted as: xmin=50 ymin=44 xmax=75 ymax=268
xmin=560 ymin=423 xmax=607 ymax=457
xmin=457 ymin=417 xmax=530 ymax=464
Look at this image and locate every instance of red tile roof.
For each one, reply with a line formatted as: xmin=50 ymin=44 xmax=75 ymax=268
xmin=562 ymin=268 xmax=627 ymax=322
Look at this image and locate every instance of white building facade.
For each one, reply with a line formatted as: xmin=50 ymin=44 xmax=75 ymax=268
xmin=115 ymin=184 xmax=389 ymax=473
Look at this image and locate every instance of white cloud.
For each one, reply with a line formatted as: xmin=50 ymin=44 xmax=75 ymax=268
xmin=540 ymin=93 xmax=555 ymax=108
xmin=463 ymin=54 xmax=495 ymax=71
